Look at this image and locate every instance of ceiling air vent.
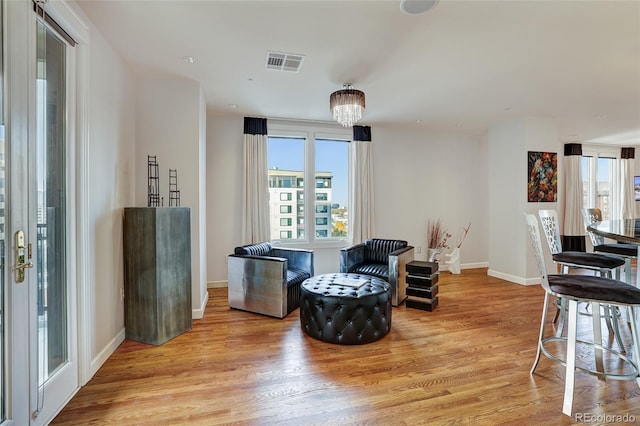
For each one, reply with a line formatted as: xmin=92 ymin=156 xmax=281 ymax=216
xmin=265 ymin=52 xmax=305 ymax=72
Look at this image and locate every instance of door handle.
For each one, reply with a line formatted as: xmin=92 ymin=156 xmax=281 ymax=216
xmin=12 ymin=262 xmax=34 ymax=271
xmin=14 ymin=230 xmax=33 ymax=283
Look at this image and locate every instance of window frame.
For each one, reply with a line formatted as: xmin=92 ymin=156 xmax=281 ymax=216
xmin=582 ymin=145 xmax=622 ymax=221
xmin=267 ymin=122 xmax=352 ymax=247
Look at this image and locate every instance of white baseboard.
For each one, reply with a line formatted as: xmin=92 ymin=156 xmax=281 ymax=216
xmin=192 ymin=290 xmax=209 ymax=319
xmin=208 ymin=280 xmax=228 ymax=288
xmin=462 ymin=261 xmax=489 ymax=270
xmin=90 ymin=327 xmax=125 ymax=380
xmin=438 ymin=262 xmax=488 ymax=272
xmin=487 ymin=269 xmax=540 ymax=285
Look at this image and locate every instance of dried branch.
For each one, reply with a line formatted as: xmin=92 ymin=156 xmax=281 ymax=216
xmin=455 ymin=222 xmax=471 ymax=248
xmin=427 ymin=218 xmax=451 ymax=249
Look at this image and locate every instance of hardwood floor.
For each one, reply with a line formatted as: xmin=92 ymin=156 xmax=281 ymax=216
xmin=52 ymin=268 xmax=640 ymax=425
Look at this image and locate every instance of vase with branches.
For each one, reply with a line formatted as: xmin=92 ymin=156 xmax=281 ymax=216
xmin=426 ymin=219 xmax=451 ymax=262
xmin=445 ymin=222 xmax=471 ymax=274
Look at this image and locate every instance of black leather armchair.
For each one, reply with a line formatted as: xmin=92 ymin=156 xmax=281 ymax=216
xmin=227 ymin=242 xmax=314 ymax=318
xmin=340 ymin=239 xmax=414 ymax=306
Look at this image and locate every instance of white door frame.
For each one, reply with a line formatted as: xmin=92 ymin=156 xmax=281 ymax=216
xmin=6 ymin=0 xmax=36 ymax=422
xmin=5 ymin=0 xmax=90 ymax=423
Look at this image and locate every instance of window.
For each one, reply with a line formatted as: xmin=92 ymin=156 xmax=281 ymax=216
xmin=582 ymin=148 xmax=621 ymax=221
xmin=267 ymin=126 xmax=350 ymax=243
xmin=280 ymin=192 xmax=292 ymax=201
xmin=269 ymin=175 xmax=297 ymax=188
xmin=280 ymin=218 xmax=292 ymax=226
xmin=280 ymin=231 xmax=292 ymax=239
xmin=316 ymin=139 xmax=349 ymax=238
xmin=315 ymin=177 xmax=331 ymax=188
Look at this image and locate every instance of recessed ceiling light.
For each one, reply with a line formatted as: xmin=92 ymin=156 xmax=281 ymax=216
xmin=400 ymin=0 xmax=439 ymax=15
xmin=182 ymin=56 xmax=196 ymax=64
xmin=228 ymin=104 xmax=238 ymax=109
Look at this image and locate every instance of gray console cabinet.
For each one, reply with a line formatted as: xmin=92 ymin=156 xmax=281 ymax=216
xmin=123 ymin=207 xmax=192 ymax=345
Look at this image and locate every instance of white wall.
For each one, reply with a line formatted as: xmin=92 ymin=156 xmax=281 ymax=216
xmin=206 ymin=115 xmax=490 ymax=283
xmin=373 ymin=125 xmax=489 ymax=265
xmin=488 ymin=117 xmax=559 ymax=284
xmin=86 ymin=20 xmax=136 ymax=375
xmin=134 ymin=74 xmax=208 ymax=317
xmin=206 ymin=114 xmax=244 ymax=284
xmin=197 ymin=89 xmax=208 ymax=310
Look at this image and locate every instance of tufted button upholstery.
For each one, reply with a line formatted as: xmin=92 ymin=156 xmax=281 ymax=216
xmin=299 ymin=273 xmax=391 ymax=345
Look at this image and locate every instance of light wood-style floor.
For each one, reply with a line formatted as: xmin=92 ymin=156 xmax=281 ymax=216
xmin=52 ymin=268 xmax=640 ymax=425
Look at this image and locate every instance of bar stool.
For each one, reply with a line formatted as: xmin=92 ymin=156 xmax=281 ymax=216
xmin=525 ymin=213 xmax=640 ymax=416
xmin=538 ymin=209 xmax=626 ymax=351
xmin=582 ymin=207 xmax=637 ymax=285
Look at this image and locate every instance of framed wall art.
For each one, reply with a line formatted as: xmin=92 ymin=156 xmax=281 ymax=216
xmin=527 ymin=151 xmax=557 ymax=202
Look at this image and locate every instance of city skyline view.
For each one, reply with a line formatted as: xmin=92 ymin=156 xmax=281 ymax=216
xmin=267 ymin=136 xmax=348 ymax=207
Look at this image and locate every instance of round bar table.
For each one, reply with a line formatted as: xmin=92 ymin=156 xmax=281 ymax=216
xmin=587 ymin=219 xmax=640 ymax=286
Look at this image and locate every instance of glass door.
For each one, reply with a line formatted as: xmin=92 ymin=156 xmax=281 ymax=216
xmin=5 ymin=1 xmax=79 ymax=423
xmin=34 ymin=14 xmax=70 ymax=418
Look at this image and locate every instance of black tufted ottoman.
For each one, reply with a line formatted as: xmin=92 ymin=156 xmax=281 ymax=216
xmin=299 ymin=273 xmax=392 ymax=345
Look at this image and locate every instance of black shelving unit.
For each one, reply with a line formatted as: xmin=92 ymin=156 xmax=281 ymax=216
xmin=405 ymin=260 xmax=439 ymax=311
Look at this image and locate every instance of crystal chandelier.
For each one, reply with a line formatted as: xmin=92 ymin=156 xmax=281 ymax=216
xmin=329 ymin=84 xmax=365 ymax=127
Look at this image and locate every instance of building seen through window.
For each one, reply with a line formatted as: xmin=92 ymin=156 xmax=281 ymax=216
xmin=582 ymin=153 xmax=619 ymax=221
xmin=267 ymin=133 xmax=349 ymax=242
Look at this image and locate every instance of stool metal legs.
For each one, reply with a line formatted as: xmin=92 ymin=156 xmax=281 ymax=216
xmin=562 ymin=300 xmax=579 ymax=416
xmin=530 ymin=292 xmax=550 ymax=375
xmin=532 ymin=295 xmax=640 ymax=416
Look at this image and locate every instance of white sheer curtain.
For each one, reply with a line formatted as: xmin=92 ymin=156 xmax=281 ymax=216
xmin=621 ymin=147 xmax=635 ymax=220
xmin=242 ymin=117 xmax=270 ymax=243
xmin=351 ymin=125 xmax=374 ymax=243
xmin=563 ymin=143 xmax=585 ymax=251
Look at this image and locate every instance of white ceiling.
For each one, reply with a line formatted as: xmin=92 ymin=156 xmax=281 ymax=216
xmin=76 ymin=0 xmax=640 ymax=145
